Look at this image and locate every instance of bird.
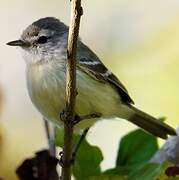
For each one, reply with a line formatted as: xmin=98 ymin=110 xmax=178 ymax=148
xmin=7 ymin=17 xmax=176 ymax=139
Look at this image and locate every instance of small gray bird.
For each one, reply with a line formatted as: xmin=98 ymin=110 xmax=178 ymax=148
xmin=7 ymin=17 xmax=176 ymax=139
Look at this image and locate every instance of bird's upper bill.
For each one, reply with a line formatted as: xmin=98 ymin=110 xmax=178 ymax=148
xmin=6 ymin=40 xmax=30 ymax=47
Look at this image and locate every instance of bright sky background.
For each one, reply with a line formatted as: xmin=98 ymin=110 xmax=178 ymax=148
xmin=1 ymin=0 xmax=179 ymax=179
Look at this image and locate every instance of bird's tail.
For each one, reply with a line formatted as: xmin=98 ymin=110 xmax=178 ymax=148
xmin=126 ymin=105 xmax=176 ymax=139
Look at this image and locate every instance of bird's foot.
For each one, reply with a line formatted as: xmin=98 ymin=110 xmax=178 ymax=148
xmin=73 ymin=112 xmax=102 ymax=125
xmin=60 ymin=110 xmax=102 ymax=127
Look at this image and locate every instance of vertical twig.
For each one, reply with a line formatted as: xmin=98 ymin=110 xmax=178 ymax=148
xmin=44 ymin=120 xmax=56 ymax=157
xmin=61 ymin=0 xmax=83 ymax=180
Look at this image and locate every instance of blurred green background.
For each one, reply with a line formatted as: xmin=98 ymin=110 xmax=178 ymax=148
xmin=0 ymin=0 xmax=179 ymax=179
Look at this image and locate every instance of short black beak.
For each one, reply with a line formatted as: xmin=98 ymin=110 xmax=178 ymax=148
xmin=6 ymin=40 xmax=30 ymax=47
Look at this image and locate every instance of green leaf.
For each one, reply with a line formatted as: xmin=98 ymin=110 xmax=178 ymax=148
xmin=104 ymin=166 xmax=130 ymax=176
xmin=55 ymin=127 xmax=64 ymax=147
xmin=73 ymin=138 xmax=103 ymax=180
xmin=128 ymin=162 xmax=171 ymax=180
xmin=86 ymin=174 xmax=127 ymax=180
xmin=116 ymin=129 xmax=158 ymax=167
xmin=55 ymin=128 xmax=103 ymax=180
xmin=104 ymin=129 xmax=159 ymax=177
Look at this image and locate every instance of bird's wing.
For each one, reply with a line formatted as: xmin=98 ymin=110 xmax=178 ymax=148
xmin=77 ymin=42 xmax=134 ymax=104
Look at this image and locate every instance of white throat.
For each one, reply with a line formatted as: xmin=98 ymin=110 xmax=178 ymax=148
xmin=21 ymin=33 xmax=68 ymax=66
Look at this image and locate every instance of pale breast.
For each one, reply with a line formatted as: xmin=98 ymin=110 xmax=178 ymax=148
xmin=26 ymin=62 xmax=66 ymax=126
xmin=26 ymin=61 xmax=122 ymax=129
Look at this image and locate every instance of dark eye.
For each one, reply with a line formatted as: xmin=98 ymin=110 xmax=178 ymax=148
xmin=37 ymin=36 xmax=48 ymax=44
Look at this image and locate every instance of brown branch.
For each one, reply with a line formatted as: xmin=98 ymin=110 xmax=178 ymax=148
xmin=61 ymin=0 xmax=83 ymax=180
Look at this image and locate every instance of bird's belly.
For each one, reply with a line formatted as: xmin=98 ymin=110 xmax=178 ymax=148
xmin=26 ymin=64 xmax=66 ymax=126
xmin=26 ymin=64 xmax=121 ymax=129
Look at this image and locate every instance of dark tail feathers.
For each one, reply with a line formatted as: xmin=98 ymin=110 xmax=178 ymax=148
xmin=128 ymin=105 xmax=176 ymax=139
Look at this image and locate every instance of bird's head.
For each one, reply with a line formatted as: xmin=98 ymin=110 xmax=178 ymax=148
xmin=7 ymin=17 xmax=68 ymax=64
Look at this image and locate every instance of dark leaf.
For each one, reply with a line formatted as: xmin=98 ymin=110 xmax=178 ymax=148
xmin=16 ymin=149 xmax=59 ymax=180
xmin=165 ymin=166 xmax=179 ymax=177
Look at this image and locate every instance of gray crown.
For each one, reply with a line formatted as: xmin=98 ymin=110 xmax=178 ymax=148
xmin=21 ymin=17 xmax=68 ymax=40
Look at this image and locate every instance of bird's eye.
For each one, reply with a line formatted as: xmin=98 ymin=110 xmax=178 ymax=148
xmin=37 ymin=36 xmax=48 ymax=44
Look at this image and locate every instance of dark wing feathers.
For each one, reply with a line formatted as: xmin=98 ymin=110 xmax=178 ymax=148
xmin=77 ymin=42 xmax=134 ymax=104
xmin=107 ymin=73 xmax=134 ymax=104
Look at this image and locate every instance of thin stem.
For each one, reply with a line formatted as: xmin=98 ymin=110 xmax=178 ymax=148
xmin=72 ymin=128 xmax=90 ymax=162
xmin=44 ymin=120 xmax=56 ymax=157
xmin=61 ymin=0 xmax=83 ymax=180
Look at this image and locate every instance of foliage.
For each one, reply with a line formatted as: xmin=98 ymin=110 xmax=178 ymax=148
xmin=116 ymin=129 xmax=158 ymax=167
xmin=55 ymin=128 xmax=103 ymax=180
xmin=13 ymin=128 xmax=178 ymax=180
xmin=16 ymin=150 xmax=59 ymax=180
xmin=55 ymin=128 xmax=178 ymax=180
